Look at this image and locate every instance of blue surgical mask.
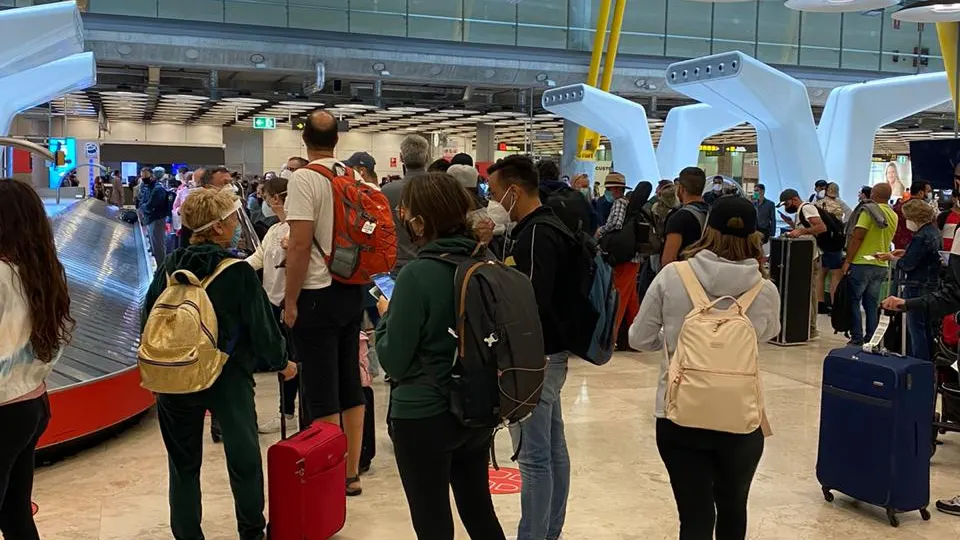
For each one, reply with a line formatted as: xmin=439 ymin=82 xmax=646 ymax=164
xmin=231 ymin=222 xmax=242 ymax=249
xmin=262 ymin=202 xmax=276 ymax=219
xmin=604 ymin=191 xmax=615 ymax=202
xmin=580 ymin=187 xmax=591 ymax=199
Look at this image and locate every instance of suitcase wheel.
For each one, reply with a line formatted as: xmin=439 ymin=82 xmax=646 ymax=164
xmin=886 ymin=508 xmax=899 ymax=528
xmin=920 ymin=507 xmax=931 ymax=521
xmin=822 ymin=487 xmax=834 ymax=503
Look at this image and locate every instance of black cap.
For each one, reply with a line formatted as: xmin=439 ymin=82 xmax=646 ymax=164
xmin=777 ymin=188 xmax=800 ymax=207
xmin=344 ymin=152 xmax=376 ymax=174
xmin=708 ymin=196 xmax=757 ymax=238
xmin=815 ymin=179 xmax=828 ymax=188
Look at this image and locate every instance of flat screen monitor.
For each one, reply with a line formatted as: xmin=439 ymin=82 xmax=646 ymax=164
xmin=909 ymin=138 xmax=960 ymax=190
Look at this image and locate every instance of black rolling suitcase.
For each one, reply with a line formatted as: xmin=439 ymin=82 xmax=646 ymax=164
xmin=769 ymin=237 xmax=815 ymax=345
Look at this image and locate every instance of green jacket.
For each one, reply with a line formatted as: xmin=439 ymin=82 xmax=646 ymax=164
xmin=376 ymin=235 xmax=477 ymax=419
xmin=141 ymin=243 xmax=287 ymax=379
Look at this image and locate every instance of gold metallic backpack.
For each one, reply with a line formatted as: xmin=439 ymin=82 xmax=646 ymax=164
xmin=138 ymin=259 xmax=241 ymax=394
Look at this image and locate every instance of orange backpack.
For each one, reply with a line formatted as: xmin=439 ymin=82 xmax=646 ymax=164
xmin=305 ymin=163 xmax=397 ymax=284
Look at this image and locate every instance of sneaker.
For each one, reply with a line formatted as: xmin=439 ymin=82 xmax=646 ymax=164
xmin=258 ymin=414 xmax=295 ymax=435
xmin=937 ymin=494 xmax=960 ymax=516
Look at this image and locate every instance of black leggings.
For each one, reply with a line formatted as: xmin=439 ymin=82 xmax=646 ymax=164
xmin=391 ymin=413 xmax=505 ymax=540
xmin=0 ymin=394 xmax=50 ymax=540
xmin=656 ymin=418 xmax=764 ymax=540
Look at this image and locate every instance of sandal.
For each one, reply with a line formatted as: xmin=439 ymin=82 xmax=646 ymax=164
xmin=346 ymin=476 xmax=363 ymax=497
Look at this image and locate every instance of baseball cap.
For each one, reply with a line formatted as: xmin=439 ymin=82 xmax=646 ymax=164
xmin=708 ymin=196 xmax=757 ymax=238
xmin=344 ymin=152 xmax=376 ymax=174
xmin=448 ymin=164 xmax=479 ymax=189
xmin=777 ymin=188 xmax=800 ymax=207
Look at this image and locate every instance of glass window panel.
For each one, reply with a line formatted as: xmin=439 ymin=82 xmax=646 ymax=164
xmin=568 ymin=0 xmax=598 ymax=52
xmin=464 ymin=0 xmax=516 ymax=46
xmin=90 ymin=0 xmax=157 ymax=16
xmin=289 ymin=2 xmax=348 ymax=32
xmin=517 ymin=0 xmax=566 ymax=48
xmin=757 ymin=0 xmax=798 ymax=65
xmin=159 ymin=0 xmax=222 ymax=21
xmin=840 ymin=12 xmax=881 ymax=71
xmin=621 ymin=0 xmax=664 ymax=55
xmin=712 ymin=1 xmax=756 ymax=56
xmin=665 ymin=0 xmax=711 ymax=58
xmin=350 ymin=0 xmax=406 ymax=38
xmin=407 ymin=0 xmax=461 ymax=40
xmin=799 ymin=12 xmax=840 ymax=68
xmin=880 ymin=10 xmax=920 ymax=73
xmin=225 ymin=0 xmax=286 ymax=27
xmin=919 ymin=23 xmax=943 ymax=73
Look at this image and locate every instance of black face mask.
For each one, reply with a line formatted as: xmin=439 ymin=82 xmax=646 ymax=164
xmin=784 ymin=204 xmax=799 ymax=214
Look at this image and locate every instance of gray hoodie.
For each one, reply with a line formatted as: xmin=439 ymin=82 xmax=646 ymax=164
xmin=629 ymin=250 xmax=781 ymax=418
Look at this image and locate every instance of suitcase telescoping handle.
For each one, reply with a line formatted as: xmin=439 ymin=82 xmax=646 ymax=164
xmin=279 ymin=373 xmax=288 ymax=441
xmin=863 ymin=264 xmax=900 ymax=355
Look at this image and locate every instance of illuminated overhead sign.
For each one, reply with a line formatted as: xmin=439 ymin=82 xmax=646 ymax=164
xmin=253 ymin=116 xmax=276 ymax=129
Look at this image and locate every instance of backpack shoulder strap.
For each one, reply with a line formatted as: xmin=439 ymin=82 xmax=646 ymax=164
xmin=674 ymin=261 xmax=710 ymax=308
xmin=167 ymin=269 xmax=202 ymax=288
xmin=304 ymin=162 xmax=352 ymax=181
xmin=682 ymin=204 xmax=707 ymax=230
xmin=201 ymin=258 xmax=243 ymax=289
xmin=735 ymin=278 xmax=766 ymax=314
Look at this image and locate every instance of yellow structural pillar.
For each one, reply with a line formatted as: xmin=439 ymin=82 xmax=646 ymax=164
xmin=937 ymin=22 xmax=960 ymax=120
xmin=576 ymin=0 xmax=612 ymax=160
xmin=587 ymin=0 xmax=627 ymax=159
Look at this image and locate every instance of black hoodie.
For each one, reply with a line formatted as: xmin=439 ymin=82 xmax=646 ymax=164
xmin=141 ymin=243 xmax=287 ymax=377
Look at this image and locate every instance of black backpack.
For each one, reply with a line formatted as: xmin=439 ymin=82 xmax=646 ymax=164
xmin=423 ymin=249 xmax=546 ymax=430
xmin=800 ymin=204 xmax=845 ymax=252
xmin=543 ymin=186 xmax=596 ymax=236
xmin=830 ymin=274 xmax=853 ymax=335
xmin=599 ymin=184 xmax=659 ymax=265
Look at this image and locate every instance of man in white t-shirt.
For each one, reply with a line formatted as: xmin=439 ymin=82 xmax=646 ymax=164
xmin=779 ymin=188 xmax=827 ymax=339
xmin=283 ymin=109 xmax=367 ymax=497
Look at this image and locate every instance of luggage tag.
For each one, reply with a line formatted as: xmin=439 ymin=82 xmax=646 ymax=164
xmin=361 ymin=221 xmax=376 ymax=235
xmin=862 ymin=314 xmax=891 ymax=354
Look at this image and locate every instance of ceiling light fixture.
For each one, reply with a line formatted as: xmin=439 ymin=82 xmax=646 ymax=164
xmin=785 ymin=0 xmax=898 ymax=13
xmin=893 ymin=0 xmax=960 ymax=21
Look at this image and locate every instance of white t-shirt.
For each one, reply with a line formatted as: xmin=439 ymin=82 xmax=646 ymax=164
xmin=245 ymin=222 xmax=289 ymax=306
xmin=797 ymin=203 xmax=822 ymax=257
xmin=284 ymin=158 xmax=362 ymax=290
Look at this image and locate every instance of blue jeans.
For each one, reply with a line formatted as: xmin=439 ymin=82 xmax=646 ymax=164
xmin=903 ymin=285 xmax=933 ymax=361
xmin=848 ymin=264 xmax=887 ymax=343
xmin=511 ymin=352 xmax=570 ymax=540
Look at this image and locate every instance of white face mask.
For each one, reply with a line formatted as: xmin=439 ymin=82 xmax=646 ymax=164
xmin=906 ymin=219 xmax=920 ymax=232
xmin=816 ymin=190 xmax=826 ymax=199
xmin=712 ymin=184 xmax=722 ymax=192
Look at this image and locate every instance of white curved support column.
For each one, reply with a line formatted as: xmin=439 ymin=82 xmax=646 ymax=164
xmin=0 ymin=52 xmax=96 ymax=135
xmin=665 ymin=52 xmax=825 ymax=196
xmin=0 ymin=1 xmax=84 ymax=80
xmin=656 ymin=103 xmax=743 ymax=180
xmin=542 ymin=84 xmax=660 ymax=187
xmin=818 ymin=72 xmax=950 ymax=202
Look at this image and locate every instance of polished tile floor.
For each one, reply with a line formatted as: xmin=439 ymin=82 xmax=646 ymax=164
xmin=32 ymin=318 xmax=960 ymax=539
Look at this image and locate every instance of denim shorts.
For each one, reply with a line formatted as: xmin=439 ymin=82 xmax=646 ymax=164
xmin=822 ymin=251 xmax=844 ymax=270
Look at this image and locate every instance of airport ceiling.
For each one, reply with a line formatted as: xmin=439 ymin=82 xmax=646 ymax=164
xmin=22 ymin=64 xmax=955 ymax=156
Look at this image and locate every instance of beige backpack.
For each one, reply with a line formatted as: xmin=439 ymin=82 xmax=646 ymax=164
xmin=138 ymin=259 xmax=241 ymax=394
xmin=666 ymin=261 xmax=771 ymax=435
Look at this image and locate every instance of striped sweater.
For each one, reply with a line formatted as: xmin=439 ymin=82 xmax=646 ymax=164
xmin=0 ymin=261 xmax=57 ymax=405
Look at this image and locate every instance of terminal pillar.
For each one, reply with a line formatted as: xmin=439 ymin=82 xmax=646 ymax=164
xmin=476 ymin=123 xmax=496 ymax=164
xmin=561 ymin=119 xmax=596 ymax=183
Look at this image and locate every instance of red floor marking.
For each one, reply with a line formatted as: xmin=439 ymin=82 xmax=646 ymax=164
xmin=489 ymin=467 xmax=522 ymax=495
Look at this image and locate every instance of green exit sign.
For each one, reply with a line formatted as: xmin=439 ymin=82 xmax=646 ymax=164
xmin=253 ymin=116 xmax=276 ymax=129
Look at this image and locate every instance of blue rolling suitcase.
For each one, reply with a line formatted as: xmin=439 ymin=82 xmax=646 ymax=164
xmin=816 ymin=343 xmax=935 ymax=527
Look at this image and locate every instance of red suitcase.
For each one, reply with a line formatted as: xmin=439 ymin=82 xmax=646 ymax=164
xmin=267 ymin=377 xmax=347 ymax=539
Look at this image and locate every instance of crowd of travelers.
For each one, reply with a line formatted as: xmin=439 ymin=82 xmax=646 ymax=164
xmin=9 ymin=109 xmax=960 ymax=540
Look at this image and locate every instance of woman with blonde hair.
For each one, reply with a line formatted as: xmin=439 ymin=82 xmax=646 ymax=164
xmin=629 ymin=196 xmax=781 ymax=540
xmin=142 ymin=187 xmax=296 ymax=540
xmin=877 ymin=198 xmax=941 ymax=360
xmin=886 ymin=162 xmax=905 ymax=200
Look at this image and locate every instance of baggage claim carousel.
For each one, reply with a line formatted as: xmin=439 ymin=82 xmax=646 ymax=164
xmin=38 ymin=199 xmax=155 ymax=450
